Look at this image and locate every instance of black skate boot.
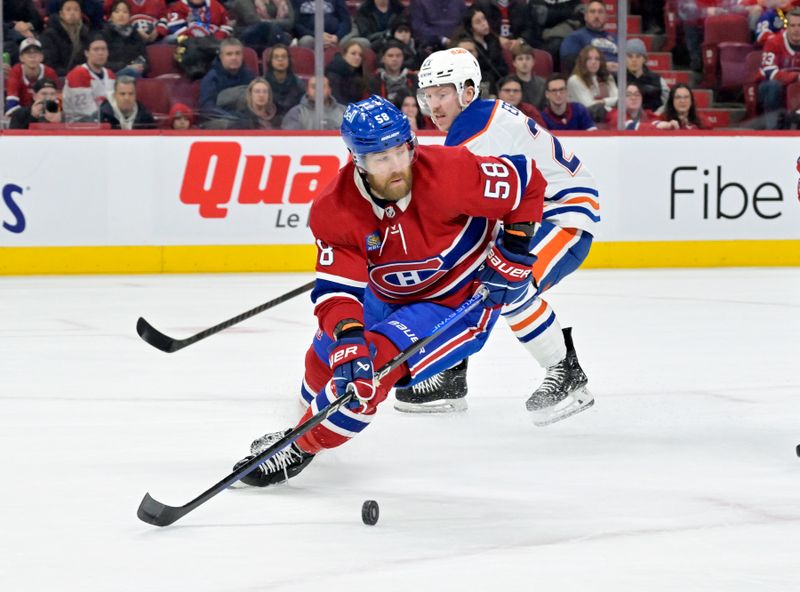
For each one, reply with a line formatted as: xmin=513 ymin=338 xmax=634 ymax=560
xmin=393 ymin=359 xmax=469 ymax=413
xmin=232 ymin=430 xmax=315 ymax=487
xmin=525 ymin=328 xmax=594 ymax=426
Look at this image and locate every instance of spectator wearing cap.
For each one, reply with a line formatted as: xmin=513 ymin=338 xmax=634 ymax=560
xmin=103 ymin=1 xmax=149 ymax=78
xmin=41 ymin=0 xmax=92 ymax=76
xmin=168 ymin=103 xmax=195 ymax=129
xmin=381 ymin=20 xmax=420 ymax=70
xmin=541 ymin=73 xmax=597 ymax=131
xmin=355 ymin=0 xmax=408 ymax=49
xmin=4 ymin=38 xmax=59 ymax=116
xmin=9 ymin=78 xmax=64 ymax=129
xmin=62 ymin=34 xmax=116 ymax=122
xmin=368 ymin=40 xmax=418 ymax=104
xmin=559 ymin=0 xmax=618 ymax=75
xmin=496 ymin=75 xmax=547 ymax=127
xmin=511 ymin=42 xmax=546 ymax=108
xmin=625 ymin=38 xmax=669 ymax=113
xmin=99 ymin=75 xmax=156 ymax=128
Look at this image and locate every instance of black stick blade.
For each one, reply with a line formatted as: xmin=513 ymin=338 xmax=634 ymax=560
xmin=136 ymin=317 xmax=180 ymax=353
xmin=137 ymin=492 xmax=185 ymax=527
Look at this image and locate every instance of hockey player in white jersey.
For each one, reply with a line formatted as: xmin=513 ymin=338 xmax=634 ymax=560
xmin=394 ymin=47 xmax=598 ymax=426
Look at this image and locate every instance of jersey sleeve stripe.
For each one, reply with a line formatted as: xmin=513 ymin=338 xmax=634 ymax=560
xmin=551 ymin=186 xmax=599 ymax=200
xmin=498 ymin=155 xmax=529 ymax=211
xmin=558 ymin=195 xmax=600 ymax=210
xmin=458 ymin=100 xmax=500 ymax=146
xmin=543 ymin=205 xmax=601 ymax=223
xmin=315 ymin=272 xmax=367 ymax=289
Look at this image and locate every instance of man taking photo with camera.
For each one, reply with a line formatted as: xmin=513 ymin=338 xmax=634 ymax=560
xmin=9 ymin=79 xmax=64 ymax=129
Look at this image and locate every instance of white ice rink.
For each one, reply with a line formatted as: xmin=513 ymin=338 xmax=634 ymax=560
xmin=2 ymin=268 xmax=799 ymax=591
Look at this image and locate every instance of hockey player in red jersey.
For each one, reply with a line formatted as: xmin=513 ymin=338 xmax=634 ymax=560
xmin=397 ymin=47 xmax=598 ymax=426
xmin=232 ymin=96 xmax=547 ymax=486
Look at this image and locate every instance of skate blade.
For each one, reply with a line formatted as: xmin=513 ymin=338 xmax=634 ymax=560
xmin=393 ymin=398 xmax=468 ymax=414
xmin=530 ymin=387 xmax=594 ymax=427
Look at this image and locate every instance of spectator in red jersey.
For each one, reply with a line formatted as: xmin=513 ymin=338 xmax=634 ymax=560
xmin=511 ymin=43 xmax=546 ymax=109
xmin=63 ymin=33 xmax=116 ymax=122
xmin=606 ymin=81 xmax=656 ymax=129
xmin=496 ymin=75 xmax=547 ymax=128
xmin=103 ymin=0 xmax=166 ymax=42
xmin=390 ymin=88 xmax=435 ymax=130
xmin=654 ymin=83 xmax=711 ymax=129
xmin=8 ymin=79 xmax=64 ymax=129
xmin=230 ymin=0 xmax=294 ymax=54
xmin=368 ymin=40 xmax=418 ymax=104
xmin=168 ymin=102 xmax=195 ymax=128
xmin=99 ymin=75 xmax=157 ymax=128
xmin=453 ymin=6 xmax=507 ymax=95
xmin=540 ymin=72 xmax=597 ymax=130
xmin=103 ymin=0 xmax=149 ymax=77
xmin=263 ymin=43 xmax=304 ymax=126
xmin=325 ymin=39 xmax=369 ymax=104
xmin=157 ymin=0 xmax=233 ymax=41
xmin=231 ymin=77 xmax=278 ymax=129
xmin=758 ymin=8 xmax=800 ymax=117
xmin=567 ymin=45 xmax=618 ymax=123
xmin=4 ymin=38 xmax=58 ymax=117
xmin=40 ymin=0 xmax=92 ymax=76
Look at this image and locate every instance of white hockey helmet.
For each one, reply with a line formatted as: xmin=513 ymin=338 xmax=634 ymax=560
xmin=417 ymin=48 xmax=482 ymax=115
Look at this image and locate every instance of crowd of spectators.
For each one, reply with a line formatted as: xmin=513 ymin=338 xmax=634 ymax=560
xmin=2 ymin=0 xmax=800 ymax=131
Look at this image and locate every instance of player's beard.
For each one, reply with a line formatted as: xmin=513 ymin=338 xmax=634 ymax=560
xmin=368 ymin=168 xmax=413 ymax=201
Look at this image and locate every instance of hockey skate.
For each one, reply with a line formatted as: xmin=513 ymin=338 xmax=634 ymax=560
xmin=526 ymin=328 xmax=594 ymax=426
xmin=393 ymin=359 xmax=469 ymax=413
xmin=232 ymin=430 xmax=315 ymax=488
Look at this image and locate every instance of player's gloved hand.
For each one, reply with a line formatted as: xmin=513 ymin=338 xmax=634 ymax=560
xmin=478 ymin=234 xmax=537 ymax=308
xmin=328 ymin=326 xmax=376 ymax=408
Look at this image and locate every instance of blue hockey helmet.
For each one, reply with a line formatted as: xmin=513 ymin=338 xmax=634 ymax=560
xmin=341 ymin=96 xmax=416 ymax=170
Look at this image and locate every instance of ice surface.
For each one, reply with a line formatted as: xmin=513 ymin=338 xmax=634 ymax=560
xmin=1 ymin=269 xmax=799 ymax=591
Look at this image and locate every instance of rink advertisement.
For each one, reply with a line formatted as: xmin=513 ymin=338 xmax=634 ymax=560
xmin=0 ymin=132 xmax=799 ymax=273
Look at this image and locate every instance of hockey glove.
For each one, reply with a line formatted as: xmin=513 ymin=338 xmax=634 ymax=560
xmin=478 ymin=234 xmax=537 ymax=308
xmin=328 ymin=327 xmax=376 ymax=408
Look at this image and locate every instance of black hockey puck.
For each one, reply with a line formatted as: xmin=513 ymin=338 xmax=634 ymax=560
xmin=361 ymin=500 xmax=379 ymax=525
xmin=796 ymin=444 xmax=800 ymax=457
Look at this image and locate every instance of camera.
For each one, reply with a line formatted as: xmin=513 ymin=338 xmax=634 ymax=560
xmin=44 ymin=100 xmax=60 ymax=113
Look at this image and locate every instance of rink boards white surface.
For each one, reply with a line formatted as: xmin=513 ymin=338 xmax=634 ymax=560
xmin=1 ymin=269 xmax=799 ymax=591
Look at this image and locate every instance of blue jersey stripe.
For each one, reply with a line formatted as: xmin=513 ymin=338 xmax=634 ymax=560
xmin=311 ymin=279 xmax=365 ymax=304
xmin=551 ymin=186 xmax=599 ymax=200
xmin=518 ymin=311 xmax=556 ymax=342
xmin=544 ymin=206 xmax=601 ymax=223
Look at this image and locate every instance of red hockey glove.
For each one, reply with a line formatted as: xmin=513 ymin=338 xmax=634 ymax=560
xmin=478 ymin=234 xmax=537 ymax=308
xmin=328 ymin=328 xmax=376 ymax=408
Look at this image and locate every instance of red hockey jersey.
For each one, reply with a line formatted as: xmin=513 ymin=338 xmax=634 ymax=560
xmin=309 ymin=144 xmax=546 ymax=338
xmin=157 ymin=0 xmax=233 ymax=39
xmin=760 ymin=29 xmax=800 ymax=83
xmin=4 ymin=63 xmax=58 ymax=115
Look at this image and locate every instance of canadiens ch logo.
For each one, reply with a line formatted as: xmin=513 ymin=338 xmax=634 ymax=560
xmin=370 ymin=257 xmax=447 ymax=296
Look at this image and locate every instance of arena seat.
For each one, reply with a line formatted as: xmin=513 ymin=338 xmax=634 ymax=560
xmin=700 ymin=14 xmax=752 ymax=88
xmin=136 ymin=78 xmax=172 ymax=116
xmin=145 ymin=44 xmax=181 ymax=77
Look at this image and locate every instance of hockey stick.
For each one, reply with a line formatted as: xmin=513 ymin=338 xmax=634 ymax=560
xmin=137 ymin=287 xmax=489 ymax=527
xmin=136 ymin=281 xmax=315 ymax=353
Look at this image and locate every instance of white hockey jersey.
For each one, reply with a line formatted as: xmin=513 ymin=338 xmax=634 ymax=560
xmin=445 ymin=99 xmax=600 ymax=233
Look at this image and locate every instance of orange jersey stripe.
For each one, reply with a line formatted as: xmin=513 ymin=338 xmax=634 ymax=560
xmin=558 ymin=196 xmax=600 ymax=210
xmin=509 ymin=300 xmax=548 ymax=332
xmin=533 ymin=227 xmax=578 ymax=279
